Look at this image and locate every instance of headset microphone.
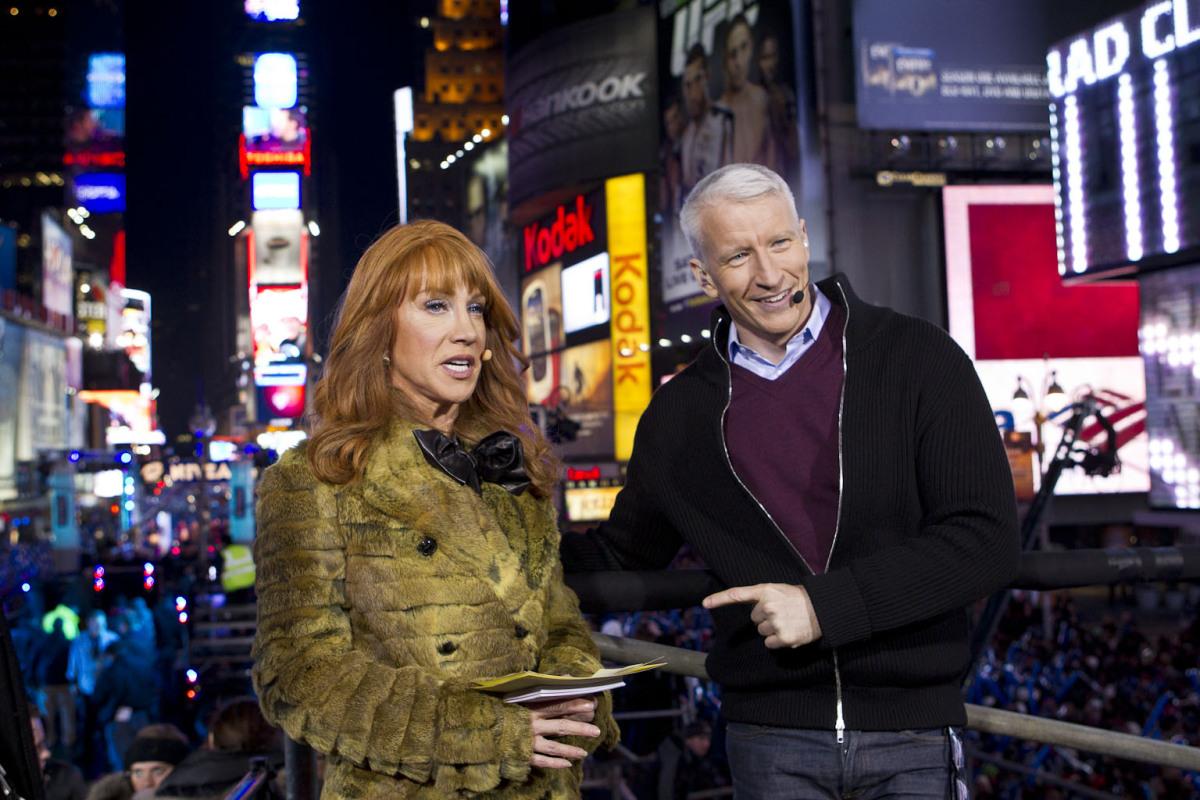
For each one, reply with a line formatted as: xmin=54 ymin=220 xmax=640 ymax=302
xmin=791 ymin=288 xmax=806 ymax=305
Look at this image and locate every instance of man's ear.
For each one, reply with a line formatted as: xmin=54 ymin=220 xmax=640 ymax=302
xmin=690 ymin=259 xmax=720 ymax=299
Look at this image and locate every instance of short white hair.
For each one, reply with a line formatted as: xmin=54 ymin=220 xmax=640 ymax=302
xmin=679 ymin=163 xmax=797 ymax=262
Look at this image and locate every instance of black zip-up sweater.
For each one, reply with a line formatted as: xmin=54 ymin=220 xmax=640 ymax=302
xmin=561 ymin=273 xmax=1020 ymax=731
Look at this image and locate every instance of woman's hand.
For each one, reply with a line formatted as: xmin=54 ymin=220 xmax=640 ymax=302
xmin=526 ymin=697 xmax=601 ymax=769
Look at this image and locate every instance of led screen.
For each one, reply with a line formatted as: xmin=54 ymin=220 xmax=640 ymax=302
xmin=118 ymin=289 xmax=151 ymax=382
xmin=255 ymin=364 xmax=307 ymax=421
xmin=245 ymin=0 xmax=299 ymax=22
xmin=561 ymin=252 xmax=610 ymax=334
xmin=252 ymin=171 xmax=301 ymax=210
xmin=257 ymin=383 xmax=306 ymax=421
xmin=40 ymin=214 xmax=73 ymax=320
xmin=944 ymin=185 xmax=1148 ymax=496
xmin=243 ymin=106 xmax=308 ymax=153
xmin=1048 ymin=0 xmax=1200 ymax=278
xmin=521 ymin=264 xmax=564 ymax=361
xmin=250 ymin=285 xmax=307 ymax=371
xmin=1138 ymin=263 xmax=1200 ymax=509
xmin=87 ymin=54 xmax=125 ymax=109
xmin=66 ymin=109 xmax=124 ymax=153
xmin=250 ymin=209 xmax=305 ymax=286
xmin=853 ymin=0 xmax=1053 ymax=131
xmin=525 ymin=339 xmax=615 ymax=461
xmin=209 ymin=441 xmax=238 ymax=462
xmin=73 ymin=173 xmax=126 ymax=214
xmin=254 ymin=53 xmax=298 ymax=108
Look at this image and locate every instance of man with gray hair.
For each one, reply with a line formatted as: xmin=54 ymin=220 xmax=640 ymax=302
xmin=562 ymin=163 xmax=1019 ymax=798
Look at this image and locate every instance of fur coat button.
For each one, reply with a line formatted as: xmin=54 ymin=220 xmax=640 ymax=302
xmin=438 ymin=641 xmax=456 ymax=655
xmin=514 ymin=625 xmax=529 ymax=639
xmin=416 ymin=536 xmax=438 ymax=556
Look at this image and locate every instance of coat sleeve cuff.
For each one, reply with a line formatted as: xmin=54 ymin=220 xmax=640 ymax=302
xmin=803 ymin=569 xmax=872 ymax=649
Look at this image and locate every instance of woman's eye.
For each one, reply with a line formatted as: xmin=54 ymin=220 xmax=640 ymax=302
xmin=424 ymin=299 xmax=448 ymax=312
xmin=468 ymin=302 xmax=487 ymax=316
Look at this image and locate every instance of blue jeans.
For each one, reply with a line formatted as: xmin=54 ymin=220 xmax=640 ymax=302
xmin=725 ymin=723 xmax=966 ymax=799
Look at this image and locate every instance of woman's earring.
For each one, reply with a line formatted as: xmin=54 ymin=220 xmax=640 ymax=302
xmin=481 ymin=349 xmax=493 ymax=362
xmin=382 ymin=355 xmax=391 ymax=366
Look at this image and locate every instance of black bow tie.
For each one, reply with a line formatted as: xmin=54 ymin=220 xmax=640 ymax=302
xmin=412 ymin=429 xmax=531 ymax=496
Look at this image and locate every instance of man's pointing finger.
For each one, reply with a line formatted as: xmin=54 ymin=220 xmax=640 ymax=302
xmin=702 ymin=584 xmax=766 ymax=609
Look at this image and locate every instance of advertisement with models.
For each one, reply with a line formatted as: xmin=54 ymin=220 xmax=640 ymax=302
xmin=657 ymin=0 xmax=820 ymax=314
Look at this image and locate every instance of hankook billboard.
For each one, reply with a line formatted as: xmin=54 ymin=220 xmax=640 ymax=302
xmin=506 ymin=7 xmax=658 ymax=207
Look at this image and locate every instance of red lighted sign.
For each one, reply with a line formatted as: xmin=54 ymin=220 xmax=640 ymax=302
xmin=524 ymin=195 xmax=596 ymax=272
xmin=566 ymin=466 xmax=601 ymax=481
xmin=64 ymin=151 xmax=126 ymax=168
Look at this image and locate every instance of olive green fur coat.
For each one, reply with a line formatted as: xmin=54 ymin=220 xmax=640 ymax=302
xmin=251 ymin=417 xmax=619 ymax=799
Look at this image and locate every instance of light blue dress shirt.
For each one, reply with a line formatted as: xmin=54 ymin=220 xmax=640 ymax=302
xmin=727 ymin=283 xmax=832 ymax=381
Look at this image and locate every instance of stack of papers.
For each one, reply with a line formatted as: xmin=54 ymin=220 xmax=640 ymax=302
xmin=472 ymin=659 xmax=665 ymax=704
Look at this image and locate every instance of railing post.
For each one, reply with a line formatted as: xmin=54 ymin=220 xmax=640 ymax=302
xmin=284 ymin=736 xmax=318 ymax=800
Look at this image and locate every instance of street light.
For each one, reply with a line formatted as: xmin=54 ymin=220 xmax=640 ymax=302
xmin=1011 ymin=367 xmax=1071 ymax=474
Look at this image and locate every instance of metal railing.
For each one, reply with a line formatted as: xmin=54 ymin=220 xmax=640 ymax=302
xmin=566 ymin=547 xmax=1200 ymax=775
xmin=276 ymin=547 xmax=1200 ymax=800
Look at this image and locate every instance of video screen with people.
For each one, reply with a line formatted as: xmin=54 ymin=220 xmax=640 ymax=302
xmin=243 ymin=106 xmax=309 ymax=154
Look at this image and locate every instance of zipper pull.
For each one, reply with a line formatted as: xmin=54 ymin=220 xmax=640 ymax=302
xmin=835 ymin=697 xmax=845 ymax=745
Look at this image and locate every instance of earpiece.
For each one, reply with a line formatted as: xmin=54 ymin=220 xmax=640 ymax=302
xmin=481 ymin=349 xmax=493 ymax=362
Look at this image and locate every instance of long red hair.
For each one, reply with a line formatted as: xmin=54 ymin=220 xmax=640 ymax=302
xmin=307 ymin=220 xmax=560 ymax=497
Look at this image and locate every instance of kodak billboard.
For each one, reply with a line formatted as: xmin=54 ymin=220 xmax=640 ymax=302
xmin=605 ymin=173 xmax=650 ymax=461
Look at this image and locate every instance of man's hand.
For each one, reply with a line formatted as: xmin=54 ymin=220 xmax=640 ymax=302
xmin=526 ymin=697 xmax=600 ymax=769
xmin=702 ymin=583 xmax=822 ymax=648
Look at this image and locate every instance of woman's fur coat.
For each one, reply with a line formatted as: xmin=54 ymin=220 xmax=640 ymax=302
xmin=251 ymin=417 xmax=619 ymax=799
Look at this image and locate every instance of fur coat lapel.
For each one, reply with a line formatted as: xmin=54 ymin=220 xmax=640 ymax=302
xmin=355 ymin=416 xmax=552 ymax=625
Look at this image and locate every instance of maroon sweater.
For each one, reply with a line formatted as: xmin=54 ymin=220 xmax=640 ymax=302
xmin=726 ymin=303 xmax=846 ymax=574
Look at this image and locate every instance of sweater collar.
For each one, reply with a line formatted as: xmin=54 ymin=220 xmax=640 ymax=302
xmin=707 ymin=273 xmax=887 ymax=361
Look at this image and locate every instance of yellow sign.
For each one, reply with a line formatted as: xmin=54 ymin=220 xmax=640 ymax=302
xmin=876 ymin=170 xmax=947 ymax=187
xmin=564 ymin=486 xmax=622 ymax=522
xmin=605 ymin=173 xmax=651 ymax=462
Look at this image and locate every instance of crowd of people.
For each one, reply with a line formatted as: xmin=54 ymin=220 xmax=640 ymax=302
xmin=7 ymin=583 xmax=1198 ymax=800
xmin=966 ymin=590 xmax=1199 ymax=798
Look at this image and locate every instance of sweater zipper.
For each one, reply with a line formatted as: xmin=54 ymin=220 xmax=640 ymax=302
xmin=716 ymin=282 xmax=852 ymax=742
xmin=831 ymin=278 xmax=849 ymax=746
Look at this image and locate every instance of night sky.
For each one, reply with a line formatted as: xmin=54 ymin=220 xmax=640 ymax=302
xmin=123 ymin=0 xmax=422 ymax=441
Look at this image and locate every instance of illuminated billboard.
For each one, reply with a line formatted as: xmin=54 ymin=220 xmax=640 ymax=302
xmin=657 ymin=0 xmax=820 ymax=313
xmin=87 ymin=53 xmax=126 ymax=109
xmin=561 ymin=252 xmax=610 ymax=335
xmin=73 ymin=173 xmax=126 ymax=214
xmin=118 ymin=288 xmax=152 ymax=382
xmin=249 ymin=209 xmax=306 ymax=286
xmin=254 ymin=363 xmax=307 ymax=422
xmin=66 ymin=109 xmax=124 ymax=153
xmin=1047 ymin=0 xmax=1200 ymax=279
xmin=852 ymin=0 xmax=1052 ymax=131
xmin=943 ymin=185 xmax=1147 ymax=496
xmin=254 ymin=53 xmax=299 ymax=108
xmin=605 ymin=174 xmax=651 ymax=462
xmin=40 ymin=213 xmax=73 ymax=320
xmin=77 ymin=389 xmax=163 ymax=447
xmin=507 ymin=7 xmax=658 ymax=206
xmin=251 ymin=284 xmax=307 ymax=370
xmin=526 ymin=339 xmax=615 ymax=460
xmin=252 ymin=171 xmax=301 ymax=210
xmin=243 ymin=106 xmax=308 ymax=153
xmin=245 ymin=0 xmax=299 ymax=22
xmin=1139 ymin=264 xmax=1200 ymax=508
